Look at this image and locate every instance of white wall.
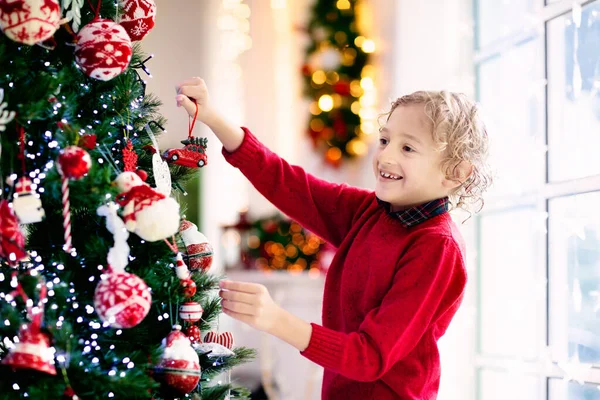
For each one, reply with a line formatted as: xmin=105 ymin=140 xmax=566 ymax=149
xmin=392 ymin=1 xmax=477 ymax=399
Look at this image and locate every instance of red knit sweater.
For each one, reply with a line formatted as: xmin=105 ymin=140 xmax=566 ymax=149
xmin=223 ymin=128 xmax=468 ymax=400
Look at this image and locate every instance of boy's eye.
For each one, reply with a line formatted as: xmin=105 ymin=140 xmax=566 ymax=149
xmin=403 ymin=145 xmax=415 ymax=153
xmin=379 ymin=138 xmax=389 ymax=146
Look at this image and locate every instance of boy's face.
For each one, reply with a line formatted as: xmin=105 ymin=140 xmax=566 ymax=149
xmin=372 ymin=104 xmax=452 ymax=210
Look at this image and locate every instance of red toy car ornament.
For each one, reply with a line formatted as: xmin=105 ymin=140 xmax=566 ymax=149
xmin=162 ymin=137 xmax=208 ymax=169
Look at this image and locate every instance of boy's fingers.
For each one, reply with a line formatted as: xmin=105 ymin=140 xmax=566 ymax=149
xmin=221 ymin=300 xmax=254 ymax=315
xmin=176 ymin=95 xmax=197 ymax=115
xmin=219 ymin=290 xmax=254 ymax=304
xmin=220 ymin=280 xmax=262 ymax=294
xmin=176 ymin=77 xmax=205 ymax=93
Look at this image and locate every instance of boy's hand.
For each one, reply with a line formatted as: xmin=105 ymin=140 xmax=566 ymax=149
xmin=176 ymin=77 xmax=212 ymax=122
xmin=219 ymin=280 xmax=282 ymax=333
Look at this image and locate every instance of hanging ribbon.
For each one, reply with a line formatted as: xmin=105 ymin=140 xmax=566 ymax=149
xmin=188 ymin=102 xmax=198 ymax=139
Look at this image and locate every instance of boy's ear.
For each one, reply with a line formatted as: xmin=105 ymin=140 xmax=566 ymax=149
xmin=443 ymin=161 xmax=473 ymax=190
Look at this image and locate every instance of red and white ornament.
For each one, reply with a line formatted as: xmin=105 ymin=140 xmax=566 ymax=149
xmin=0 ymin=0 xmax=61 ymax=45
xmin=175 ymin=253 xmax=196 ymax=297
xmin=56 ymin=145 xmax=91 ymax=252
xmin=119 ymin=0 xmax=156 ymax=41
xmin=94 ymin=267 xmax=152 ymax=328
xmin=179 ymin=301 xmax=202 ymax=323
xmin=204 ymin=331 xmax=234 ymax=349
xmin=196 ymin=331 xmax=235 ymax=357
xmin=1 ymin=323 xmax=56 ymax=375
xmin=57 ymin=146 xmax=91 ymax=179
xmin=75 ymin=19 xmax=132 ymax=81
xmin=179 ymin=220 xmax=213 ymax=271
xmin=0 ymin=199 xmax=27 ymax=265
xmin=12 ymin=176 xmax=45 ymax=224
xmin=155 ymin=326 xmax=201 ymax=395
xmin=185 ymin=325 xmax=202 ymax=344
xmin=114 ymin=171 xmax=180 ymax=242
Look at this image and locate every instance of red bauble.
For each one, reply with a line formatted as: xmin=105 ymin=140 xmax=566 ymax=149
xmin=57 ymin=146 xmax=92 ymax=180
xmin=0 ymin=200 xmax=27 ymax=265
xmin=333 ymin=80 xmax=351 ymax=96
xmin=179 ymin=301 xmax=203 ymax=323
xmin=0 ymin=0 xmax=61 ymax=45
xmin=155 ymin=327 xmax=201 ymax=395
xmin=180 ymin=278 xmax=196 ymax=298
xmin=75 ymin=19 xmax=132 ymax=81
xmin=1 ymin=323 xmax=56 ymax=375
xmin=185 ymin=325 xmax=202 ymax=344
xmin=119 ymin=0 xmax=156 ymax=41
xmin=94 ymin=269 xmax=152 ymax=328
xmin=179 ymin=220 xmax=213 ymax=271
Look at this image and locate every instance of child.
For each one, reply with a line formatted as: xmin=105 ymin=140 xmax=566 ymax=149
xmin=176 ymin=78 xmax=491 ymax=399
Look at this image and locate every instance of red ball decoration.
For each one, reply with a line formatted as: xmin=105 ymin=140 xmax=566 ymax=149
xmin=57 ymin=146 xmax=92 ymax=180
xmin=94 ymin=269 xmax=152 ymax=328
xmin=155 ymin=327 xmax=201 ymax=395
xmin=119 ymin=0 xmax=156 ymax=41
xmin=179 ymin=301 xmax=203 ymax=323
xmin=179 ymin=220 xmax=213 ymax=271
xmin=185 ymin=325 xmax=202 ymax=344
xmin=0 ymin=200 xmax=27 ymax=266
xmin=180 ymin=278 xmax=196 ymax=298
xmin=1 ymin=323 xmax=56 ymax=375
xmin=75 ymin=19 xmax=133 ymax=81
xmin=0 ymin=0 xmax=61 ymax=45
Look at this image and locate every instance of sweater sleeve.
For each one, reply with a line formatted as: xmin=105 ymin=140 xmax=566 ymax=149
xmin=300 ymin=235 xmax=467 ymax=382
xmin=222 ymin=127 xmax=372 ymax=247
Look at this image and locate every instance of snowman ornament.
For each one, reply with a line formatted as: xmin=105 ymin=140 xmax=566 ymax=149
xmin=114 ymin=171 xmax=180 ymax=242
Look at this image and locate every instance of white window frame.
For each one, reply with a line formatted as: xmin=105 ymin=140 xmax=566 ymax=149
xmin=474 ymin=0 xmax=600 ymax=397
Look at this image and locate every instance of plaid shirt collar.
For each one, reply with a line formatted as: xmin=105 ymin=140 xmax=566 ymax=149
xmin=377 ymin=197 xmax=450 ymax=227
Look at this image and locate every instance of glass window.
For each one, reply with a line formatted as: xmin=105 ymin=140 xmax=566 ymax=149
xmin=479 ymin=369 xmax=544 ymax=400
xmin=476 ymin=0 xmax=542 ymax=48
xmin=478 ymin=38 xmax=545 ymax=199
xmin=549 ymin=379 xmax=600 ymax=400
xmin=479 ymin=207 xmax=547 ymax=359
xmin=549 ymin=191 xmax=600 ymax=365
xmin=547 ymin=2 xmax=600 ymax=181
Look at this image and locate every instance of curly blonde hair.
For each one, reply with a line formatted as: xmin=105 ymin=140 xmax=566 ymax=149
xmin=384 ymin=91 xmax=492 ymax=214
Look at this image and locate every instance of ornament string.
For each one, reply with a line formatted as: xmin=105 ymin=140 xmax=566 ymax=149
xmin=86 ymin=0 xmax=102 ymax=20
xmin=188 ymin=102 xmax=199 ymax=139
xmin=163 ymin=235 xmax=178 ymax=254
xmin=10 ymin=271 xmax=47 ymax=328
xmin=17 ymin=123 xmax=25 ymax=175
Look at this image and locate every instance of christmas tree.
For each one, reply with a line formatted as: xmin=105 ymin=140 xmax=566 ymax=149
xmin=0 ymin=1 xmax=253 ymax=399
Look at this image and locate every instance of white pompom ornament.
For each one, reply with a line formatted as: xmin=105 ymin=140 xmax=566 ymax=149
xmin=0 ymin=0 xmax=61 ymax=45
xmin=114 ymin=171 xmax=180 ymax=242
xmin=94 ymin=267 xmax=152 ymax=328
xmin=119 ymin=0 xmax=156 ymax=41
xmin=75 ymin=19 xmax=132 ymax=81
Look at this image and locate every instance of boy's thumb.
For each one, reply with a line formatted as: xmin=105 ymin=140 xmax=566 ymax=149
xmin=176 ymin=94 xmax=197 ymax=116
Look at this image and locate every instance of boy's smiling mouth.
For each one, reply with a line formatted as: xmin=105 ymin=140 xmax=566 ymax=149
xmin=379 ymin=170 xmax=403 ymax=180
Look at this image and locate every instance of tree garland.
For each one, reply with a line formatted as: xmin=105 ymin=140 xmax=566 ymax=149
xmin=301 ymin=0 xmax=376 ymax=167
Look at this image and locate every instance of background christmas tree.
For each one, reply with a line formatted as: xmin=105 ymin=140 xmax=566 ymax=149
xmin=0 ymin=1 xmax=253 ymax=399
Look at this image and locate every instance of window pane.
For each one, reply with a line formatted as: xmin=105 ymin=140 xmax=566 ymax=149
xmin=549 ymin=379 xmax=600 ymax=400
xmin=479 ymin=369 xmax=544 ymax=400
xmin=476 ymin=0 xmax=542 ymax=48
xmin=479 ymin=207 xmax=546 ymax=359
xmin=548 ymin=1 xmax=600 ymax=181
xmin=478 ymin=38 xmax=545 ymax=199
xmin=549 ymin=191 xmax=600 ymax=365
